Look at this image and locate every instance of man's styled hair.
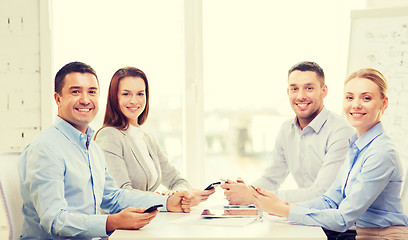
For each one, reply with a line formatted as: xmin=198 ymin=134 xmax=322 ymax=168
xmin=288 ymin=61 xmax=325 ymax=86
xmin=54 ymin=61 xmax=98 ymax=94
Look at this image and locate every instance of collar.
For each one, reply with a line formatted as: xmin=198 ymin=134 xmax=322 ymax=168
xmin=348 ymin=122 xmax=384 ymax=151
xmin=291 ymin=106 xmax=328 ymax=133
xmin=54 ymin=116 xmax=95 ymax=146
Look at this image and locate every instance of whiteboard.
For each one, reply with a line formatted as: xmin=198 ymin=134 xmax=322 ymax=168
xmin=347 ymin=7 xmax=408 ymax=172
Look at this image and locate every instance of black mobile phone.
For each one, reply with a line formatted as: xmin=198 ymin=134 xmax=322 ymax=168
xmin=204 ymin=181 xmax=221 ymax=190
xmin=143 ymin=204 xmax=163 ymax=213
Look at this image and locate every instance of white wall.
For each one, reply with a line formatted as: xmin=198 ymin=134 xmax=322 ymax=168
xmin=367 ymin=0 xmax=408 ymax=8
xmin=0 ymin=0 xmax=52 ymax=153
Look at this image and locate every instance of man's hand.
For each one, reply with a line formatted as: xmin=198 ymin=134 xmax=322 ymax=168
xmin=106 ymin=207 xmax=158 ymax=232
xmin=166 ymin=191 xmax=193 ymax=212
xmin=220 ymin=178 xmax=254 ymax=205
xmin=188 ymin=188 xmax=216 ymax=207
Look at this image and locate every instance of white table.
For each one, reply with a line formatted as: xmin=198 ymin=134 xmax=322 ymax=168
xmin=110 ymin=204 xmax=326 ymax=240
xmin=0 ymin=227 xmax=8 ymax=240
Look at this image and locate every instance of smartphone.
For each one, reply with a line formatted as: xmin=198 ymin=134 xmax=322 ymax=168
xmin=224 ymin=205 xmax=256 ymax=209
xmin=143 ymin=204 xmax=163 ymax=213
xmin=219 ymin=178 xmax=228 ymax=183
xmin=204 ymin=181 xmax=221 ymax=190
xmin=201 ymin=208 xmax=261 ymax=218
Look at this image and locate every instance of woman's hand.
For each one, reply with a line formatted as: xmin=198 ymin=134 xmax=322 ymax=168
xmin=166 ymin=191 xmax=193 ymax=213
xmin=249 ymin=186 xmax=290 ymax=218
xmin=188 ymin=188 xmax=216 ymax=206
xmin=156 ymin=190 xmax=176 ymax=196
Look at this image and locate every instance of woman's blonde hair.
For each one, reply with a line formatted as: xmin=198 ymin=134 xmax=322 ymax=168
xmin=345 ymin=68 xmax=388 ymax=99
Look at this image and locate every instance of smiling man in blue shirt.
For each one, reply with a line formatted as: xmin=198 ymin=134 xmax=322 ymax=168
xmin=18 ymin=61 xmax=192 ymax=239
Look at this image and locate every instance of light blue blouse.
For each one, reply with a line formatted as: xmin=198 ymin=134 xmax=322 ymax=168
xmin=289 ymin=122 xmax=408 ymax=232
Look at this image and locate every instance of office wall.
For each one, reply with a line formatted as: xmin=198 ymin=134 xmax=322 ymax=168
xmin=0 ymin=0 xmax=52 ymax=153
xmin=367 ymin=0 xmax=408 ymax=8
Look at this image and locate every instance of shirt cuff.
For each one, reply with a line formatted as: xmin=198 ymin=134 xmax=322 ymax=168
xmin=159 ymin=196 xmax=169 ymax=212
xmin=86 ymin=214 xmax=109 ymax=237
xmin=288 ymin=205 xmax=308 ymax=224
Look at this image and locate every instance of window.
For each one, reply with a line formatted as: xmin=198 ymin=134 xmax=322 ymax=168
xmin=52 ymin=0 xmax=366 ymax=189
xmin=52 ymin=0 xmax=185 ymax=172
xmin=202 ymin=0 xmax=365 ymax=185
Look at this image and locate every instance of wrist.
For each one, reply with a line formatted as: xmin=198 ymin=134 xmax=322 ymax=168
xmin=106 ymin=214 xmax=118 ymax=232
xmin=278 ymin=203 xmax=291 ymax=218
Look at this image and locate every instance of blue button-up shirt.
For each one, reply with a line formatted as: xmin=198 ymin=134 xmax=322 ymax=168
xmin=289 ymin=122 xmax=408 ymax=232
xmin=19 ymin=117 xmax=168 ymax=239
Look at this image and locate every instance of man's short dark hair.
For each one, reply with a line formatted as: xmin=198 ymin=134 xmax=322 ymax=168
xmin=288 ymin=61 xmax=325 ymax=86
xmin=54 ymin=61 xmax=98 ymax=94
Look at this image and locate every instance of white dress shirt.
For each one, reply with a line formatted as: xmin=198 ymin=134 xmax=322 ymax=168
xmin=252 ymin=107 xmax=354 ymax=202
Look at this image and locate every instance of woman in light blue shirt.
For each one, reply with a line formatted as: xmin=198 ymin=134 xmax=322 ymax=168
xmin=250 ymin=68 xmax=408 ymax=239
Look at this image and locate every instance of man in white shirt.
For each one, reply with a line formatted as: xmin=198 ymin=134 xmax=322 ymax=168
xmin=221 ymin=61 xmax=356 ymax=239
xmin=221 ymin=61 xmax=354 ymax=203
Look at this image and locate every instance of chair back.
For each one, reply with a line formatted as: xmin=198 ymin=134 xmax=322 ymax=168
xmin=0 ymin=153 xmax=23 ymax=240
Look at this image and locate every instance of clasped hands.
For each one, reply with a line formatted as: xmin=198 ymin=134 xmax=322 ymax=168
xmin=220 ymin=178 xmax=290 ymax=218
xmin=107 ymin=181 xmax=291 ymax=232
